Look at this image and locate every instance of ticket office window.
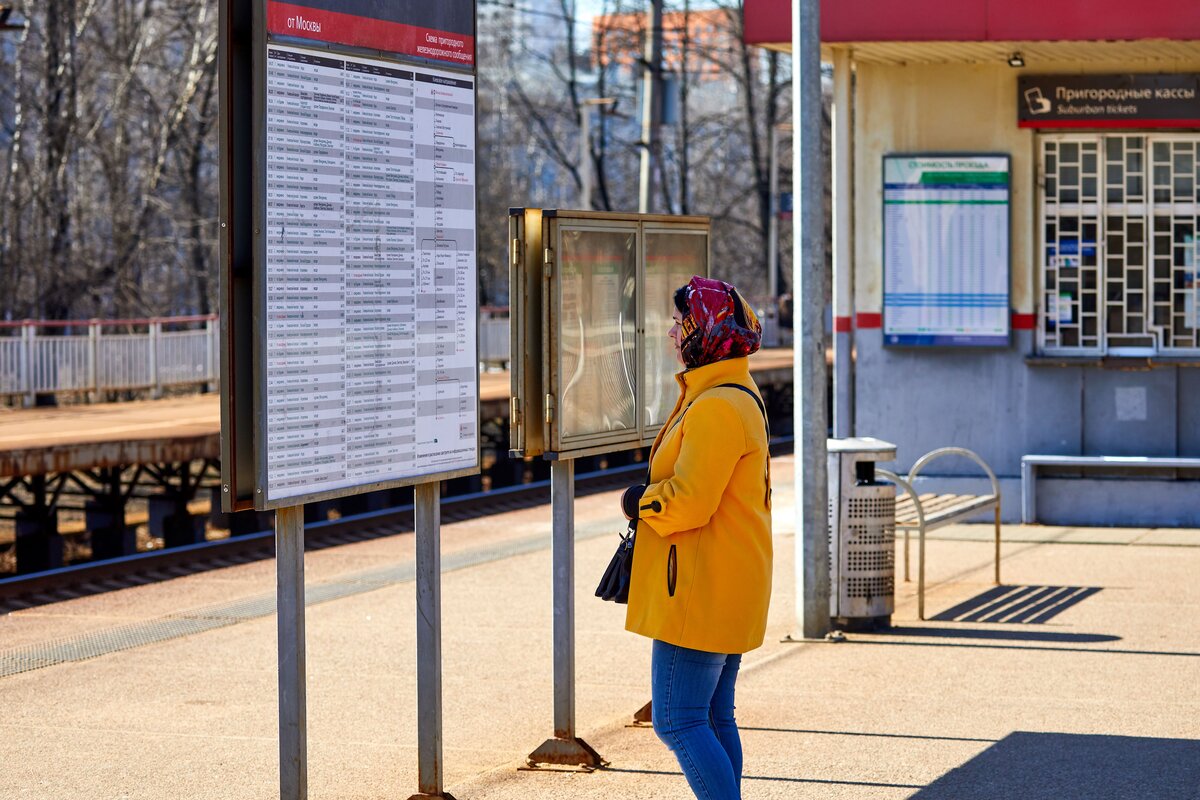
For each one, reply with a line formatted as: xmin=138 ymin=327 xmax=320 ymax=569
xmin=1039 ymin=134 xmax=1200 ymax=356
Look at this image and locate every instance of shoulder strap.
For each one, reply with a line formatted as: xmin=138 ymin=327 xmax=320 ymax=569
xmin=644 ymin=383 xmax=774 ymax=509
xmin=715 ymin=383 xmax=772 ymax=508
xmin=715 ymin=383 xmax=769 ymax=434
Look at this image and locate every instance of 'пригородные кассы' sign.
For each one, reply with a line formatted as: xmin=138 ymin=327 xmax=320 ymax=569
xmin=1018 ymin=74 xmax=1200 ymax=129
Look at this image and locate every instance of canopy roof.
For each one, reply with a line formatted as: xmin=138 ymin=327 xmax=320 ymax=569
xmin=745 ymin=0 xmax=1200 ymax=52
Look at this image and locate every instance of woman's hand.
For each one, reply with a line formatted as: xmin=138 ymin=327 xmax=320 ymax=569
xmin=620 ymin=484 xmax=647 ymax=521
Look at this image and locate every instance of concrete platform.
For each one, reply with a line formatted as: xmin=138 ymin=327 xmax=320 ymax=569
xmin=1 ymin=455 xmax=1197 ymax=799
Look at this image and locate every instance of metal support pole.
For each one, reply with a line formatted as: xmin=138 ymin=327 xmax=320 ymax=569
xmin=525 ymin=459 xmax=603 ymax=769
xmin=20 ymin=323 xmax=33 ymax=408
xmin=638 ymin=0 xmax=663 ymax=213
xmin=275 ymin=504 xmax=307 ymax=800
xmin=1021 ymin=460 xmax=1035 ymax=524
xmin=409 ymin=482 xmax=455 ymax=798
xmin=551 ymin=459 xmax=575 ymax=738
xmin=791 ymin=0 xmax=831 ymax=640
xmin=766 ymin=124 xmax=781 ymax=347
xmin=87 ymin=320 xmax=99 ymax=402
xmin=832 ymin=48 xmax=854 ymax=439
xmin=149 ymin=320 xmax=162 ymax=399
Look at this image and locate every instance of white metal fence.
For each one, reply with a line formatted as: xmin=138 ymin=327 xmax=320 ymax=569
xmin=0 ymin=316 xmax=218 ymax=405
xmin=479 ymin=313 xmax=510 ymax=368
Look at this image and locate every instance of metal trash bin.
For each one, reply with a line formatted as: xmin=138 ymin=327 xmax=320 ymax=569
xmin=828 ymin=438 xmax=897 ymax=629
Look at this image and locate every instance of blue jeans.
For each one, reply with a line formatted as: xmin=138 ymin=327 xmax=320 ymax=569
xmin=651 ymin=639 xmax=744 ymax=800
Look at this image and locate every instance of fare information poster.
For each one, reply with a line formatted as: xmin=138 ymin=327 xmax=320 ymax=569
xmin=883 ymin=156 xmax=1010 ymax=347
xmin=262 ymin=35 xmax=477 ymax=501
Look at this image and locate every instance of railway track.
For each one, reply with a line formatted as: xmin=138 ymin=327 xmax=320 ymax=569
xmin=0 ymin=436 xmax=794 ymax=610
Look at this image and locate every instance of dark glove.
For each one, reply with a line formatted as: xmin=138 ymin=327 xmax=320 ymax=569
xmin=621 ymin=484 xmax=647 ymax=520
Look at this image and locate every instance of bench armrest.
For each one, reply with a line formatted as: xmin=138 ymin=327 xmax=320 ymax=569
xmin=908 ymin=447 xmax=1001 ymax=501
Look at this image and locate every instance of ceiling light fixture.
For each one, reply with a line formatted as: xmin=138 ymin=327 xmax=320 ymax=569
xmin=1007 ymin=52 xmax=1025 ymax=68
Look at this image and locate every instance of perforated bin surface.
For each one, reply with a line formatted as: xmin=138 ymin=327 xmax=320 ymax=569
xmin=832 ymin=484 xmax=896 ymax=616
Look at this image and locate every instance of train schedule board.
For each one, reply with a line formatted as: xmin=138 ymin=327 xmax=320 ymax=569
xmin=882 ymin=155 xmax=1011 ymax=347
xmin=508 ymin=210 xmax=709 ymax=461
xmin=219 ymin=0 xmax=479 ymax=511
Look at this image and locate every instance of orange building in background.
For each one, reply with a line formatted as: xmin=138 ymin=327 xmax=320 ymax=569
xmin=593 ymin=8 xmax=735 ymax=82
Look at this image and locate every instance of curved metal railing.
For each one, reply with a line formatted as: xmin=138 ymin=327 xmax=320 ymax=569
xmin=881 ymin=447 xmax=1002 ymax=620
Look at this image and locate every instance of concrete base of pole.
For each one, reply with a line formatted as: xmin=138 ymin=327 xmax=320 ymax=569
xmin=524 ymin=737 xmax=606 ymax=770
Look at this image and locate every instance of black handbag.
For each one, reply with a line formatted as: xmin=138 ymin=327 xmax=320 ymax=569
xmin=595 ymin=518 xmax=638 ymax=603
xmin=594 ymin=382 xmax=770 ymax=605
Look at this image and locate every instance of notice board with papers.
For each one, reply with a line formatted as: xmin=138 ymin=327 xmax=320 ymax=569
xmin=882 ymin=155 xmax=1011 ymax=347
xmin=219 ymin=0 xmax=480 ymax=511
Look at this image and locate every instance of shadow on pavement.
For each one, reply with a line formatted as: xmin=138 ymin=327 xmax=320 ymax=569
xmin=600 ymin=767 xmax=922 ymax=790
xmin=882 ymin=626 xmax=1120 ymax=644
xmin=910 ymin=731 xmax=1200 ymax=799
xmin=739 ymin=727 xmax=996 ymax=743
xmin=930 ymin=585 xmax=1102 ymax=624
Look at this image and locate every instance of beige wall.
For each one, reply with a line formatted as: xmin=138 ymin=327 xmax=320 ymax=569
xmin=850 ymin=54 xmax=1200 ymax=316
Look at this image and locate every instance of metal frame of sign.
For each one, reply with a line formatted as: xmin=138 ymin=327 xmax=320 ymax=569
xmin=507 ymin=208 xmax=543 ymax=459
xmin=220 ymin=0 xmax=481 ymax=512
xmin=546 ymin=216 xmax=643 ymax=457
xmin=881 ymin=153 xmax=1012 ymax=348
xmin=507 ymin=209 xmax=709 ymax=462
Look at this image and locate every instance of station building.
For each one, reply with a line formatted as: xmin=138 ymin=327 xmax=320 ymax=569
xmin=745 ymin=1 xmax=1200 ymax=524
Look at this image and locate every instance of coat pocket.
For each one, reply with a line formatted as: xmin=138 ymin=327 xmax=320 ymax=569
xmin=667 ymin=544 xmax=677 ymax=597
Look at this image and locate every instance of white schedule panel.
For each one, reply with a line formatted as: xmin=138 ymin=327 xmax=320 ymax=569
xmin=264 ymin=45 xmax=477 ymax=502
xmin=883 ymin=155 xmax=1010 ymax=346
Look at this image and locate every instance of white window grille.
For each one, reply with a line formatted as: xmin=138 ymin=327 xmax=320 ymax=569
xmin=1039 ymin=134 xmax=1200 ymax=356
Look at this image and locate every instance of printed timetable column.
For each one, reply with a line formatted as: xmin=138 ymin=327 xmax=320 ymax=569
xmin=343 ymin=58 xmax=419 ymax=481
xmin=265 ymin=47 xmax=347 ymax=496
xmin=414 ymin=69 xmax=477 ymax=466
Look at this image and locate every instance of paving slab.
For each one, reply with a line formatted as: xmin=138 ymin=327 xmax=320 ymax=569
xmin=0 ymin=454 xmax=1197 ymax=800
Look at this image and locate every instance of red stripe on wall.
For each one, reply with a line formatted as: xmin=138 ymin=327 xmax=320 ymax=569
xmin=267 ymin=2 xmax=474 ymax=66
xmin=848 ymin=312 xmax=1033 ymax=330
xmin=1019 ymin=119 xmax=1200 ymax=130
xmin=856 ymin=312 xmax=883 ymax=329
xmin=834 ymin=316 xmax=853 ymax=333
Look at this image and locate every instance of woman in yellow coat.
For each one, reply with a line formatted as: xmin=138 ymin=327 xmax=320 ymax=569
xmin=620 ymin=276 xmax=772 ymax=800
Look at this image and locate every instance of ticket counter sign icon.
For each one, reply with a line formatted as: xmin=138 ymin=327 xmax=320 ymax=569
xmin=1024 ymin=87 xmax=1052 ymax=115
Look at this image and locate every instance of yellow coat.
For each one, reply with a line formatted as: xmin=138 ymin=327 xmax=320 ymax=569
xmin=625 ymin=356 xmax=773 ymax=654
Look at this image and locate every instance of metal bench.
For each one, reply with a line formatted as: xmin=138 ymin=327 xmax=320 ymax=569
xmin=877 ymin=447 xmax=1002 ymax=620
xmin=1021 ymin=454 xmax=1200 ymax=524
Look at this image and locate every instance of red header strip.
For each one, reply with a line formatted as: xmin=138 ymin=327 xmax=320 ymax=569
xmin=1012 ymin=312 xmax=1036 ymax=330
xmin=1020 ymin=119 xmax=1200 ymax=130
xmin=267 ymin=2 xmax=474 ymax=67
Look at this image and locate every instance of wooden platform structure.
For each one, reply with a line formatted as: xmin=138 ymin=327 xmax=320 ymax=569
xmin=0 ymin=349 xmax=796 ymax=574
xmin=0 ymin=349 xmax=795 ymax=479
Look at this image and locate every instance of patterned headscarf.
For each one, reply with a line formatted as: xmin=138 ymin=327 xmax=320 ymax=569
xmin=673 ymin=276 xmax=762 ymax=369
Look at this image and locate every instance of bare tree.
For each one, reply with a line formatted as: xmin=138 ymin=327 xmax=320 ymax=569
xmin=0 ymin=0 xmax=219 ymax=320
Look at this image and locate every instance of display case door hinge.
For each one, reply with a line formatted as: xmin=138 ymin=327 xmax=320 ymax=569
xmin=511 ymin=396 xmax=521 ymax=427
xmin=511 ymin=237 xmax=522 ymax=266
xmin=543 ymin=247 xmax=553 ymax=279
xmin=545 ymin=393 xmax=555 ymax=424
